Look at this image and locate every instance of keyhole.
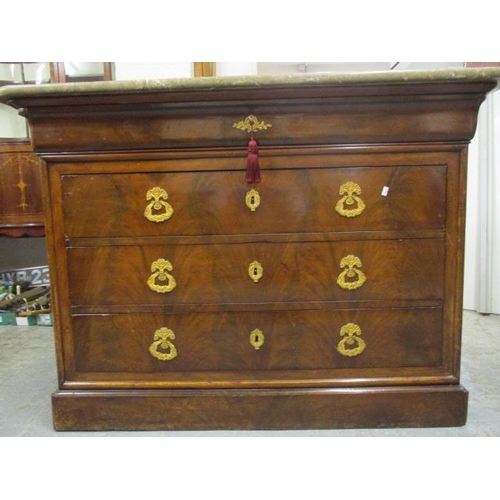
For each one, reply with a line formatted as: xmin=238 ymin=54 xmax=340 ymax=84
xmin=249 ymin=260 xmax=263 ymax=282
xmin=250 ymin=328 xmax=264 ymax=349
xmin=245 ymin=189 xmax=260 ymax=212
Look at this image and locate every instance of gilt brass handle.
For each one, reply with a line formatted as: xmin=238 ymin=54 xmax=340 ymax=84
xmin=337 ymin=323 xmax=366 ymax=357
xmin=250 ymin=328 xmax=265 ymax=350
xmin=245 ymin=189 xmax=261 ymax=212
xmin=335 ymin=182 xmax=365 ymax=218
xmin=147 ymin=258 xmax=177 ymax=293
xmin=248 ymin=261 xmax=263 ymax=282
xmin=336 ymin=255 xmax=366 ymax=290
xmin=144 ymin=187 xmax=174 ymax=222
xmin=149 ymin=327 xmax=178 ymax=361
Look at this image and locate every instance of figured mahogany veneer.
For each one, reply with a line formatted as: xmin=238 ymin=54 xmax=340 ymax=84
xmin=66 ymin=239 xmax=445 ymax=305
xmin=70 ymin=307 xmax=444 ymax=379
xmin=59 ymin=158 xmax=447 ymax=237
xmin=2 ymin=70 xmax=499 ymax=430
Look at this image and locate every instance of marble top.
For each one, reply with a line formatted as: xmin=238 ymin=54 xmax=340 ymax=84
xmin=1 ymin=68 xmax=500 ymax=101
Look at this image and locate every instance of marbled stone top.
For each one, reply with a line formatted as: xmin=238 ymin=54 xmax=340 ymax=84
xmin=1 ymin=68 xmax=500 ymax=101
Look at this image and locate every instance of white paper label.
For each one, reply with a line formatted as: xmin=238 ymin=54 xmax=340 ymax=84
xmin=381 ymin=186 xmax=389 ymax=196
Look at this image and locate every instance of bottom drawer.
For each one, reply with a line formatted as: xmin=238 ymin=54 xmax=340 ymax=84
xmin=70 ymin=307 xmax=444 ymax=385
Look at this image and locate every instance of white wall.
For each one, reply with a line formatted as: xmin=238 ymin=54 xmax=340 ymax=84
xmin=0 ymin=62 xmax=50 ymax=138
xmin=0 ymin=103 xmax=28 ymax=138
xmin=256 ymin=62 xmax=392 ymax=74
xmin=216 ymin=62 xmax=257 ymax=76
xmin=464 ymin=90 xmax=500 ymax=313
xmin=113 ymin=62 xmax=193 ymax=80
xmin=255 ymin=62 xmax=463 ymax=75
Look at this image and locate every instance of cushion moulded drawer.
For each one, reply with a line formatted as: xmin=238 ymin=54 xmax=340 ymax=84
xmin=67 ymin=238 xmax=445 ymax=306
xmin=60 ymin=164 xmax=447 ymax=237
xmin=69 ymin=307 xmax=445 ymax=387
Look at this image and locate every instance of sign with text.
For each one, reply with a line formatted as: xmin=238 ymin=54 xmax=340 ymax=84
xmin=0 ymin=265 xmax=50 ymax=286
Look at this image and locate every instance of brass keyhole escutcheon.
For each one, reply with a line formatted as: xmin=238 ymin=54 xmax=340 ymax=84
xmin=248 ymin=261 xmax=263 ymax=283
xmin=250 ymin=328 xmax=265 ymax=350
xmin=336 ymin=255 xmax=367 ymax=290
xmin=149 ymin=327 xmax=178 ymax=361
xmin=335 ymin=182 xmax=365 ymax=218
xmin=147 ymin=258 xmax=177 ymax=293
xmin=337 ymin=323 xmax=366 ymax=357
xmin=144 ymin=187 xmax=174 ymax=222
xmin=245 ymin=189 xmax=261 ymax=212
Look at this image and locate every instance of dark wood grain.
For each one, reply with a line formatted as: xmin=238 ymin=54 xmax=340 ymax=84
xmin=2 ymin=73 xmax=493 ymax=429
xmin=66 ymin=238 xmax=445 ymax=305
xmin=69 ymin=307 xmax=444 ymax=383
xmin=9 ymin=78 xmax=494 ymax=152
xmin=51 ymin=386 xmax=468 ymax=430
xmin=60 ymin=163 xmax=447 ymax=238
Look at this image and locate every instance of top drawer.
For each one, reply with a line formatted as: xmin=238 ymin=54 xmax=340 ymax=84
xmin=60 ymin=162 xmax=446 ymax=238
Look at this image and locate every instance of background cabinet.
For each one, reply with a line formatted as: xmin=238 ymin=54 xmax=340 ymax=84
xmin=0 ymin=140 xmax=45 ymax=237
xmin=0 ymin=63 xmax=112 ymax=239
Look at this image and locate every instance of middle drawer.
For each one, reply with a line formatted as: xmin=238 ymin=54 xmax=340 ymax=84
xmin=67 ymin=238 xmax=444 ymax=306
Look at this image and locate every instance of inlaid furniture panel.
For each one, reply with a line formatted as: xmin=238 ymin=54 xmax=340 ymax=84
xmin=0 ymin=140 xmax=45 ymax=236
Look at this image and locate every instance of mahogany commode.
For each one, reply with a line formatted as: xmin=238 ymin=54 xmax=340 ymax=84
xmin=2 ymin=69 xmax=499 ymax=430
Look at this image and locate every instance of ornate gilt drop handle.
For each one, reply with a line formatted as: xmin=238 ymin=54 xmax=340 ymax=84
xmin=147 ymin=258 xmax=177 ymax=293
xmin=335 ymin=182 xmax=365 ymax=218
xmin=149 ymin=327 xmax=178 ymax=361
xmin=336 ymin=255 xmax=366 ymax=290
xmin=337 ymin=323 xmax=366 ymax=357
xmin=144 ymin=187 xmax=173 ymax=223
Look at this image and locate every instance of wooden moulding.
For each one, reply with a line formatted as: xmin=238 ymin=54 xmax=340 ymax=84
xmin=51 ymin=386 xmax=468 ymax=431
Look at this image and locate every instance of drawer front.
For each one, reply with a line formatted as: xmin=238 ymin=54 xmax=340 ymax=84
xmin=67 ymin=239 xmax=444 ymax=306
xmin=61 ymin=165 xmax=446 ymax=237
xmin=71 ymin=308 xmax=443 ymax=379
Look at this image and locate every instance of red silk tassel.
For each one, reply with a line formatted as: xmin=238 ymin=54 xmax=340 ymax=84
xmin=246 ymin=132 xmax=261 ymax=183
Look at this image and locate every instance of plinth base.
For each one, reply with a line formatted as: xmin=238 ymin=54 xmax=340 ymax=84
xmin=52 ymin=385 xmax=468 ymax=431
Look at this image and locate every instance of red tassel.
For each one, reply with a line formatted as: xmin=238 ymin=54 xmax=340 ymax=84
xmin=246 ymin=132 xmax=261 ymax=184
